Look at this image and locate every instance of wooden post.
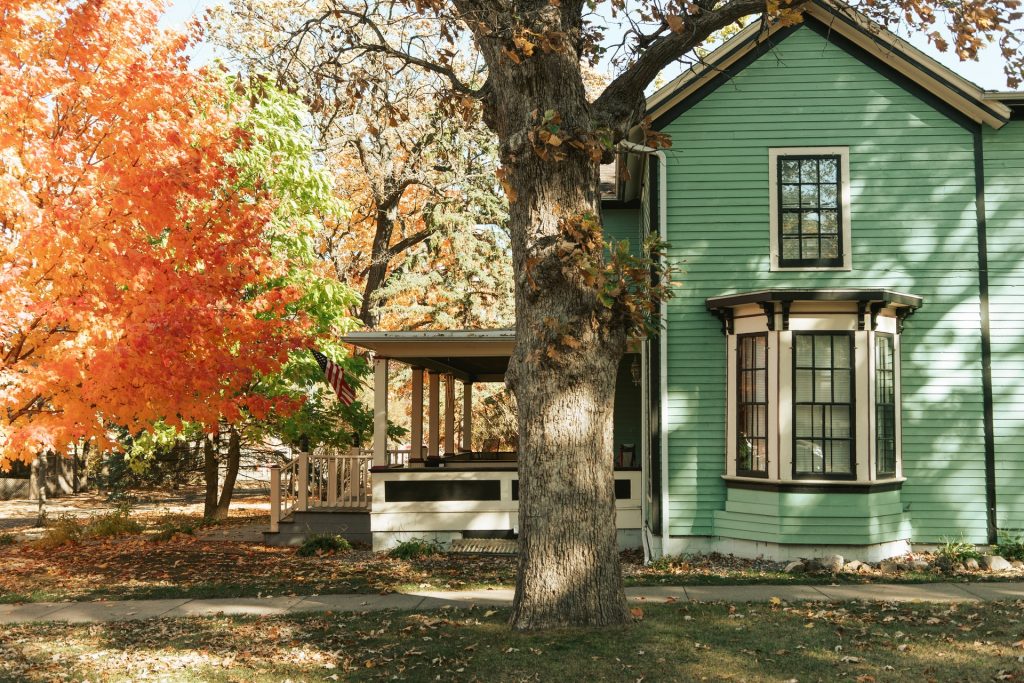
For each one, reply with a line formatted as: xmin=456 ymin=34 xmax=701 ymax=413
xmin=462 ymin=381 xmax=473 ymax=452
xmin=269 ymin=465 xmax=281 ymax=532
xmin=373 ymin=357 xmax=389 ymax=467
xmin=297 ymin=451 xmax=309 ymax=512
xmin=327 ymin=456 xmax=338 ymax=507
xmin=444 ymin=374 xmax=455 ymax=455
xmin=411 ymin=367 xmax=424 ymax=460
xmin=428 ymin=371 xmax=440 ymax=457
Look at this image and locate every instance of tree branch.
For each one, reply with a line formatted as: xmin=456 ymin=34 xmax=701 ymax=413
xmin=594 ymin=0 xmax=767 ymax=129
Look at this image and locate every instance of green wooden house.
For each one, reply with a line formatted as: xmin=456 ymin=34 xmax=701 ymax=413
xmin=600 ymin=0 xmax=1024 ymax=561
xmin=269 ymin=1 xmax=1023 ymax=561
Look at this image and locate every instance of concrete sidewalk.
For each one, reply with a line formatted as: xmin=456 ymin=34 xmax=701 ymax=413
xmin=1 ymin=582 xmax=1022 ymax=624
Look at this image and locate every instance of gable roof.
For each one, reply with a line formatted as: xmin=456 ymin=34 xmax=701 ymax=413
xmin=645 ymin=1 xmax=1013 ymax=130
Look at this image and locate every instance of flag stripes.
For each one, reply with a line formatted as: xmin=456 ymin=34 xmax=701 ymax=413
xmin=310 ymin=349 xmax=356 ymax=405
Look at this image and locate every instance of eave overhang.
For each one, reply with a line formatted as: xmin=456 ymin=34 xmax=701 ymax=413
xmin=646 ymin=0 xmax=1012 ymax=130
xmin=344 ymin=329 xmax=515 ymax=383
xmin=705 ymin=288 xmax=923 ymax=311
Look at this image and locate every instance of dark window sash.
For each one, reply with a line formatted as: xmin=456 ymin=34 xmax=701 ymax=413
xmin=792 ymin=332 xmax=856 ymax=480
xmin=875 ymin=332 xmax=898 ymax=478
xmin=736 ymin=333 xmax=769 ymax=477
xmin=776 ymin=154 xmax=845 ymax=268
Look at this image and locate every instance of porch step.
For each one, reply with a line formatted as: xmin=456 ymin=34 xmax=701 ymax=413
xmin=264 ymin=510 xmax=372 ymax=547
xmin=448 ymin=538 xmax=519 ymax=555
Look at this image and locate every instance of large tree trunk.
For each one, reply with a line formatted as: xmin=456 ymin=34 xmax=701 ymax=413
xmin=482 ymin=25 xmax=632 ymax=628
xmin=212 ymin=426 xmax=242 ymax=520
xmin=358 ymin=206 xmax=399 ymax=327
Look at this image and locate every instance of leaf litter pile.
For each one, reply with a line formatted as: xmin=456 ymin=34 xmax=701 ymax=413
xmin=3 ymin=600 xmax=1024 ymax=682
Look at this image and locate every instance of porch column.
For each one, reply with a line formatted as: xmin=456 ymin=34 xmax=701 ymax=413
xmin=462 ymin=381 xmax=473 ymax=452
xmin=373 ymin=357 xmax=389 ymax=468
xmin=444 ymin=374 xmax=455 ymax=454
xmin=410 ymin=367 xmax=424 ymax=460
xmin=428 ymin=371 xmax=440 ymax=457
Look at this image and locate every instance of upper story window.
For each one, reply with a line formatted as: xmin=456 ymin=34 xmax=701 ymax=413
xmin=769 ymin=148 xmax=852 ymax=272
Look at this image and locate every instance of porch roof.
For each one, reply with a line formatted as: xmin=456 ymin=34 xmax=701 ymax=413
xmin=344 ymin=329 xmax=515 ymax=383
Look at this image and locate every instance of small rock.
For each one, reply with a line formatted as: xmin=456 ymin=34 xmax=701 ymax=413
xmin=980 ymin=555 xmax=1012 ymax=572
xmin=911 ymin=560 xmax=930 ymax=571
xmin=784 ymin=561 xmax=805 ymax=574
xmin=843 ymin=560 xmax=863 ymax=573
xmin=820 ymin=554 xmax=844 ymax=573
xmin=1011 ymin=560 xmax=1023 ymax=569
xmin=857 ymin=563 xmax=873 ymax=574
xmin=803 ymin=558 xmax=823 ymax=572
xmin=879 ymin=559 xmax=900 ymax=573
xmin=965 ymin=558 xmax=980 ymax=571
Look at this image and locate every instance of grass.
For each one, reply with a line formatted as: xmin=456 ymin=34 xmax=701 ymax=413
xmin=3 ymin=602 xmax=1024 ymax=682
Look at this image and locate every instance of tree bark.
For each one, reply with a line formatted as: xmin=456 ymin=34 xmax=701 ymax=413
xmin=465 ymin=11 xmax=632 ymax=628
xmin=212 ymin=426 xmax=242 ymax=520
xmin=358 ymin=204 xmax=400 ymax=327
xmin=203 ymin=432 xmax=219 ymax=518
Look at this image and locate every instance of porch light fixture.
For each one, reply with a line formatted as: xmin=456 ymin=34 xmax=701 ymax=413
xmin=630 ymin=356 xmax=642 ymax=387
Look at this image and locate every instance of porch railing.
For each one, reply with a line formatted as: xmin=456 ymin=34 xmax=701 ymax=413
xmin=269 ymin=447 xmax=373 ymax=532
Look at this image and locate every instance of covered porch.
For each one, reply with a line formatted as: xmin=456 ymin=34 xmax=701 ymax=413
xmin=353 ymin=329 xmax=645 ymax=551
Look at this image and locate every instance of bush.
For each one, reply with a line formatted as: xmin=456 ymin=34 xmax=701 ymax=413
xmin=935 ymin=537 xmax=982 ymax=566
xmin=85 ymin=504 xmax=143 ymax=539
xmin=0 ymin=532 xmax=17 ymax=546
xmin=149 ymin=514 xmax=204 ymax=542
xmin=37 ymin=514 xmax=84 ymax=549
xmin=297 ymin=534 xmax=351 ymax=557
xmin=389 ymin=538 xmax=443 ymax=560
xmin=994 ymin=530 xmax=1024 ymax=561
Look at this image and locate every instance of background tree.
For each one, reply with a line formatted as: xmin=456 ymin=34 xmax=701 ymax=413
xmin=261 ymin=0 xmax=1024 ymax=630
xmin=0 ymin=0 xmax=360 ymax=496
xmin=208 ymin=0 xmax=512 ymax=329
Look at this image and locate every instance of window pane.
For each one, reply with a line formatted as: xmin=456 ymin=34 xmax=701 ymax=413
xmin=820 ymin=158 xmax=838 ymax=182
xmin=821 ymin=210 xmax=838 ymax=232
xmin=782 ymin=238 xmax=800 ymax=260
xmin=821 ymin=236 xmax=839 ymax=259
xmin=820 ymin=184 xmax=838 ymax=208
xmin=796 ymin=334 xmax=812 ymax=361
xmin=782 ymin=212 xmax=800 ymax=235
xmin=801 ymin=237 xmax=819 ymax=259
xmin=796 ymin=369 xmax=813 ymax=402
xmin=828 ymin=441 xmax=852 ymax=474
xmin=801 ymin=211 xmax=820 ymax=234
xmin=800 ymin=184 xmax=818 ymax=207
xmin=781 ymin=159 xmax=800 ymax=183
xmin=800 ymin=159 xmax=818 ymax=183
xmin=782 ymin=184 xmax=800 ymax=208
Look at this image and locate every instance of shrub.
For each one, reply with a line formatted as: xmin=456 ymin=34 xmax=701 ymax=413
xmin=0 ymin=533 xmax=16 ymax=545
xmin=994 ymin=530 xmax=1024 ymax=561
xmin=84 ymin=505 xmax=143 ymax=540
xmin=37 ymin=514 xmax=84 ymax=549
xmin=389 ymin=538 xmax=443 ymax=560
xmin=935 ymin=537 xmax=982 ymax=566
xmin=297 ymin=534 xmax=351 ymax=557
xmin=149 ymin=514 xmax=204 ymax=542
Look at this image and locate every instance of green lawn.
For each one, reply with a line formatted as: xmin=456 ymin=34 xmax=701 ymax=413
xmin=4 ymin=602 xmax=1024 ymax=682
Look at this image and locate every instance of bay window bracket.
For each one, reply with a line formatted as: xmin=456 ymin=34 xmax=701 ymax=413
xmin=896 ymin=307 xmax=916 ymax=333
xmin=714 ymin=309 xmax=735 ymax=335
xmin=759 ymin=302 xmax=776 ymax=331
xmin=781 ymin=301 xmax=791 ymax=331
xmin=857 ymin=301 xmax=868 ymax=330
xmin=869 ymin=302 xmax=886 ymax=330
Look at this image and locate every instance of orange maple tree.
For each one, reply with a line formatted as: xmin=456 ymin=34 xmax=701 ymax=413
xmin=0 ymin=0 xmax=315 ymax=467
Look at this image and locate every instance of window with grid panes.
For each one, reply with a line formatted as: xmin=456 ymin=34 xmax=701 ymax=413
xmin=876 ymin=333 xmax=897 ymax=477
xmin=793 ymin=333 xmax=855 ymax=478
xmin=737 ymin=334 xmax=768 ymax=476
xmin=778 ymin=156 xmax=843 ymax=267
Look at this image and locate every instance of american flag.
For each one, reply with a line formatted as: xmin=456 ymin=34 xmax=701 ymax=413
xmin=310 ymin=349 xmax=356 ymax=405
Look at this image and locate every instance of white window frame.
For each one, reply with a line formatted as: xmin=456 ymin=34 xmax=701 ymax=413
xmin=723 ymin=302 xmax=905 ymax=486
xmin=768 ymin=147 xmax=853 ymax=272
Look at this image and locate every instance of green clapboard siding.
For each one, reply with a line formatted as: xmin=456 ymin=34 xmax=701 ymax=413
xmin=658 ymin=25 xmax=987 ymax=544
xmin=603 ymin=208 xmax=642 ymax=256
xmin=984 ymin=121 xmax=1024 ymax=532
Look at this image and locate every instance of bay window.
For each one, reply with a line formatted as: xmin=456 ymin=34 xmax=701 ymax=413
xmin=711 ymin=289 xmax=921 ymax=488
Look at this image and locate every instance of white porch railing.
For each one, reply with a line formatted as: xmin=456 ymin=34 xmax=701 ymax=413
xmin=269 ymin=447 xmax=373 ymax=532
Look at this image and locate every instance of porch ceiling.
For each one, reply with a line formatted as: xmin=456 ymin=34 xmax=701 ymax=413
xmin=343 ymin=329 xmax=514 ymax=382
